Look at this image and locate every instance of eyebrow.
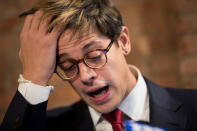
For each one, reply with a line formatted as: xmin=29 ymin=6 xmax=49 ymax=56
xmin=58 ymin=41 xmax=102 ymax=63
xmin=82 ymin=41 xmax=100 ymax=53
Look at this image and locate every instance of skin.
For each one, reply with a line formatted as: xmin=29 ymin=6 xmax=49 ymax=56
xmin=20 ymin=11 xmax=137 ymax=113
xmin=20 ymin=11 xmax=63 ymax=86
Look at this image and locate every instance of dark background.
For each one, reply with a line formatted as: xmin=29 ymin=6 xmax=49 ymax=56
xmin=0 ymin=0 xmax=197 ymax=123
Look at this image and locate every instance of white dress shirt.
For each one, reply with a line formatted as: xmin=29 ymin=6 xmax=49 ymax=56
xmin=18 ymin=82 xmax=52 ymax=105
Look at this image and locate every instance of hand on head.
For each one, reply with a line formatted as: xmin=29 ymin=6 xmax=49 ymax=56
xmin=19 ymin=10 xmax=63 ymax=86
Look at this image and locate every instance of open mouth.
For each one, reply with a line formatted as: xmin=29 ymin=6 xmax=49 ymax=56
xmin=88 ymin=86 xmax=109 ymax=98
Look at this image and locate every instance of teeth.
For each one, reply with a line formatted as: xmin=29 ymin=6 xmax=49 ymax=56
xmin=88 ymin=86 xmax=109 ymax=98
xmin=93 ymin=88 xmax=107 ymax=98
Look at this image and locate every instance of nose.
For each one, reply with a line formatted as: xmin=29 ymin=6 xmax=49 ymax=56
xmin=78 ymin=62 xmax=97 ymax=86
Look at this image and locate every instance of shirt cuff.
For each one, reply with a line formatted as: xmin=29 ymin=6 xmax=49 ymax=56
xmin=18 ymin=82 xmax=53 ymax=105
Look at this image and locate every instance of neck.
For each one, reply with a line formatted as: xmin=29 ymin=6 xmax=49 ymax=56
xmin=125 ymin=65 xmax=138 ymax=98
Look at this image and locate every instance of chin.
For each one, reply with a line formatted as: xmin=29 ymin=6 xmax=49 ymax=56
xmin=89 ymin=101 xmax=119 ymax=113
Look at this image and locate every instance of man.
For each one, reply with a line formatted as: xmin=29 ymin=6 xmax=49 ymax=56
xmin=1 ymin=0 xmax=197 ymax=131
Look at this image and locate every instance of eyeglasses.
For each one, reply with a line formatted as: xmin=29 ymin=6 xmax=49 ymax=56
xmin=56 ymin=39 xmax=114 ymax=80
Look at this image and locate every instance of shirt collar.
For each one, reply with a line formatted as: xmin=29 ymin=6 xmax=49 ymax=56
xmin=88 ymin=106 xmax=101 ymax=126
xmin=118 ymin=65 xmax=149 ymax=122
xmin=88 ymin=65 xmax=149 ymax=126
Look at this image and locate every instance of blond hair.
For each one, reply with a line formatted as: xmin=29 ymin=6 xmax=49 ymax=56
xmin=20 ymin=0 xmax=123 ymax=40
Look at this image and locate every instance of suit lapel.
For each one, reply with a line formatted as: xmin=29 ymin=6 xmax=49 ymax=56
xmin=144 ymin=78 xmax=187 ymax=131
xmin=73 ymin=100 xmax=94 ymax=131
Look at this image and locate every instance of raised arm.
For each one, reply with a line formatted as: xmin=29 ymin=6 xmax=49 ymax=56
xmin=1 ymin=10 xmax=63 ymax=131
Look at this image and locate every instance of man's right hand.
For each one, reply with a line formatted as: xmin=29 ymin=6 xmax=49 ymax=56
xmin=19 ymin=10 xmax=63 ymax=86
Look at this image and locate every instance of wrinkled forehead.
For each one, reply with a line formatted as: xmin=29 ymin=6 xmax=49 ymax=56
xmin=57 ymin=27 xmax=111 ymax=62
xmin=58 ymin=27 xmax=102 ymax=48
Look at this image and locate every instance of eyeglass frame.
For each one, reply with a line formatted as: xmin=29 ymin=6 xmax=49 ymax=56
xmin=56 ymin=39 xmax=115 ymax=80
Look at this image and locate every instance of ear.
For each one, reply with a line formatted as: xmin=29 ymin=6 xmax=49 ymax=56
xmin=117 ymin=26 xmax=131 ymax=56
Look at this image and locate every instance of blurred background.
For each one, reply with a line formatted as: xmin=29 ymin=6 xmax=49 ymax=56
xmin=0 ymin=0 xmax=197 ymax=123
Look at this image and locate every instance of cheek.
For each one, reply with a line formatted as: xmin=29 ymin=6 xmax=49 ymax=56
xmin=103 ymin=53 xmax=128 ymax=88
xmin=98 ymin=64 xmax=121 ymax=87
xmin=69 ymin=81 xmax=83 ymax=94
xmin=100 ymin=66 xmax=127 ymax=99
xmin=71 ymin=85 xmax=86 ymax=99
xmin=105 ymin=54 xmax=127 ymax=79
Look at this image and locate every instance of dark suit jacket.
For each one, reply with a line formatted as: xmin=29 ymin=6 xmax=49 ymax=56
xmin=1 ymin=78 xmax=197 ymax=131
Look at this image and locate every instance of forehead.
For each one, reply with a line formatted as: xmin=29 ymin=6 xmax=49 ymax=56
xmin=58 ymin=27 xmax=108 ymax=54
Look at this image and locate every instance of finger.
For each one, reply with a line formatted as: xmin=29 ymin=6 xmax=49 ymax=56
xmin=21 ymin=14 xmax=33 ymax=34
xmin=18 ymin=48 xmax=23 ymax=62
xmin=19 ymin=49 xmax=21 ymax=58
xmin=31 ymin=10 xmax=43 ymax=31
xmin=39 ymin=16 xmax=52 ymax=34
xmin=50 ymin=24 xmax=64 ymax=38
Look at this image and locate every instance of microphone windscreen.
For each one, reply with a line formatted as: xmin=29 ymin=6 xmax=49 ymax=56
xmin=125 ymin=120 xmax=168 ymax=131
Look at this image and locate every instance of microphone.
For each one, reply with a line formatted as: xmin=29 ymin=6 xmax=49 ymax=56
xmin=125 ymin=120 xmax=168 ymax=131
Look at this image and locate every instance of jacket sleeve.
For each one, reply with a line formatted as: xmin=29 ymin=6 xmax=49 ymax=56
xmin=1 ymin=91 xmax=48 ymax=131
